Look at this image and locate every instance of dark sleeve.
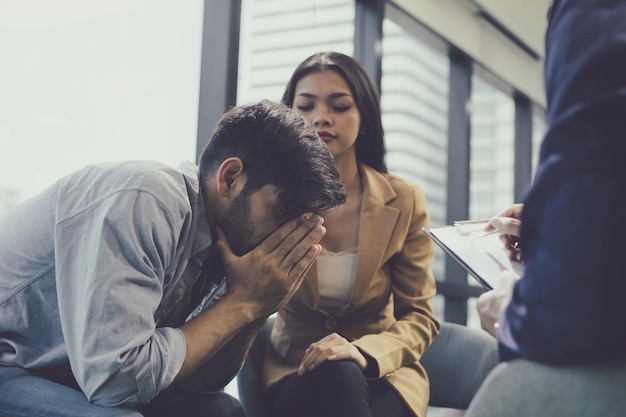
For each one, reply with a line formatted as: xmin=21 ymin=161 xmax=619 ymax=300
xmin=497 ymin=0 xmax=626 ymax=365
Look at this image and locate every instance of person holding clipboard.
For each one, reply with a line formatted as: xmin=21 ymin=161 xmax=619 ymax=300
xmin=477 ymin=0 xmax=626 ymax=369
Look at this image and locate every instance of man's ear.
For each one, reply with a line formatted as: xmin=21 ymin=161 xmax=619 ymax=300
xmin=216 ymin=157 xmax=245 ymax=197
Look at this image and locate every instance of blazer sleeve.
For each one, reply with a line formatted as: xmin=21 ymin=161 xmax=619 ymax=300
xmin=352 ymin=181 xmax=440 ymax=378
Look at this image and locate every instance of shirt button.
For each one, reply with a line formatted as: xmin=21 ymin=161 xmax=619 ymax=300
xmin=176 ymin=287 xmax=185 ymax=297
xmin=325 ymin=319 xmax=336 ymax=330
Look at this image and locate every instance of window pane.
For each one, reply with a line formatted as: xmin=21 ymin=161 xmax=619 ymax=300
xmin=532 ymin=108 xmax=547 ymax=179
xmin=469 ymin=76 xmax=515 ymax=220
xmin=466 ymin=76 xmax=515 ymax=327
xmin=466 ymin=297 xmax=481 ymax=330
xmin=237 ymin=0 xmax=355 ymax=104
xmin=0 ymin=1 xmax=203 ymax=214
xmin=381 ymin=17 xmax=450 ymax=286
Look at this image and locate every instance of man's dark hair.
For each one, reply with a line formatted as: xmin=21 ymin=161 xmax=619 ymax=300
xmin=198 ymin=100 xmax=346 ymax=218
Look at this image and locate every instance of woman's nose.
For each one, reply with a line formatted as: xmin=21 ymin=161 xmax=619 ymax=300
xmin=313 ymin=106 xmax=332 ymax=126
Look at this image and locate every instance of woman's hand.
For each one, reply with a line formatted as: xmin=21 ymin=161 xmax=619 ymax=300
xmin=298 ymin=333 xmax=367 ymax=375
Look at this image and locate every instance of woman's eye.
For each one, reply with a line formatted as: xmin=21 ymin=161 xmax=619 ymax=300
xmin=333 ymin=105 xmax=350 ymax=112
xmin=296 ymin=104 xmax=313 ymax=112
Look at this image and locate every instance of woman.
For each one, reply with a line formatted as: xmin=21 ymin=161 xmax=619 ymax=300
xmin=262 ymin=52 xmax=440 ymax=417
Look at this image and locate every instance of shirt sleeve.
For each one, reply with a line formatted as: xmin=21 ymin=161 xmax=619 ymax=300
xmin=54 ymin=188 xmax=189 ymax=407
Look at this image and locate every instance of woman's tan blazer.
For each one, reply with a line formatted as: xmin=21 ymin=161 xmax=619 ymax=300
xmin=262 ymin=164 xmax=440 ymax=417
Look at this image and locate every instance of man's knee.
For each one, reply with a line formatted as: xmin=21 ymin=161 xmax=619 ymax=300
xmin=202 ymin=392 xmax=246 ymax=417
xmin=0 ymin=367 xmax=141 ymax=417
xmin=139 ymin=390 xmax=245 ymax=417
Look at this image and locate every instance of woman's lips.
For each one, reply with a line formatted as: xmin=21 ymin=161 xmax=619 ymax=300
xmin=317 ymin=131 xmax=335 ymax=142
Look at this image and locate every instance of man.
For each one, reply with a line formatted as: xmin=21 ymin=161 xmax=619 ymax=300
xmin=0 ymin=100 xmax=346 ymax=417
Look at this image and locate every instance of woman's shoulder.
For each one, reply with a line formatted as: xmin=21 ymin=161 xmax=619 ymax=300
xmin=382 ymin=172 xmax=420 ymax=190
xmin=361 ymin=164 xmax=424 ymax=197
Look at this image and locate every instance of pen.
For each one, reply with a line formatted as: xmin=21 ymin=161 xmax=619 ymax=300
xmin=453 ymin=219 xmax=491 ymax=225
xmin=453 ymin=219 xmax=491 ymax=236
xmin=471 ymin=229 xmax=499 ymax=240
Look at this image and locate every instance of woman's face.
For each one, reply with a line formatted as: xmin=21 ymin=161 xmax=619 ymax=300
xmin=292 ymin=70 xmax=361 ymax=162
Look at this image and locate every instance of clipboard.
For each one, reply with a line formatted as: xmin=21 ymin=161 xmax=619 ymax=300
xmin=423 ymin=220 xmax=524 ymax=290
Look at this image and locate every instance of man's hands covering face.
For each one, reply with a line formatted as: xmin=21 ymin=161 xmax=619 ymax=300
xmin=214 ymin=215 xmax=325 ymax=316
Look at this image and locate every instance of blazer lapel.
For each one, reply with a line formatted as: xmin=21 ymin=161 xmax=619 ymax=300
xmin=338 ymin=165 xmax=399 ymax=314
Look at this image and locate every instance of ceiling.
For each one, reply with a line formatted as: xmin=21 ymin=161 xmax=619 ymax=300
xmin=472 ymin=0 xmax=552 ymax=58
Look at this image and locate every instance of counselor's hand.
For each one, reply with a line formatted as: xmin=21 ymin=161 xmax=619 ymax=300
xmin=298 ymin=333 xmax=367 ymax=376
xmin=476 ymin=270 xmax=520 ymax=337
xmin=485 ymin=203 xmax=523 ymax=261
xmin=215 ymin=214 xmax=326 ymax=317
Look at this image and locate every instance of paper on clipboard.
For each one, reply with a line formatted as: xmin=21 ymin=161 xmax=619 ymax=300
xmin=423 ymin=220 xmax=524 ymax=290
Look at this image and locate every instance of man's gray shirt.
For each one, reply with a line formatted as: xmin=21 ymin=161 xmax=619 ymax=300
xmin=0 ymin=160 xmax=215 ymax=406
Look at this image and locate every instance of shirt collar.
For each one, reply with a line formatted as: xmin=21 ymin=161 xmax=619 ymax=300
xmin=177 ymin=161 xmax=213 ymax=256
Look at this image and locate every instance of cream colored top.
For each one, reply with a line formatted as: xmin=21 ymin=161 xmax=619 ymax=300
xmin=316 ymin=247 xmax=358 ymax=311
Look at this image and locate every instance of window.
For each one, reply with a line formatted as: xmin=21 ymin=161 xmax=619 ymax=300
xmin=0 ymin=1 xmax=203 ymax=214
xmin=466 ymin=74 xmax=515 ymax=326
xmin=237 ymin=0 xmax=355 ymax=104
xmin=469 ymin=76 xmax=515 ymax=221
xmin=532 ymin=106 xmax=547 ymax=179
xmin=381 ymin=12 xmax=450 ymax=291
xmin=381 ymin=8 xmax=451 ymax=322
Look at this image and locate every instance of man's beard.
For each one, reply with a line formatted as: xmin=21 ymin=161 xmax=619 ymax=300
xmin=218 ymin=188 xmax=255 ymax=256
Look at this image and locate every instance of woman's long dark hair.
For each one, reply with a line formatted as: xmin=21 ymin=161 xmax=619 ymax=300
xmin=282 ymin=52 xmax=387 ymax=173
